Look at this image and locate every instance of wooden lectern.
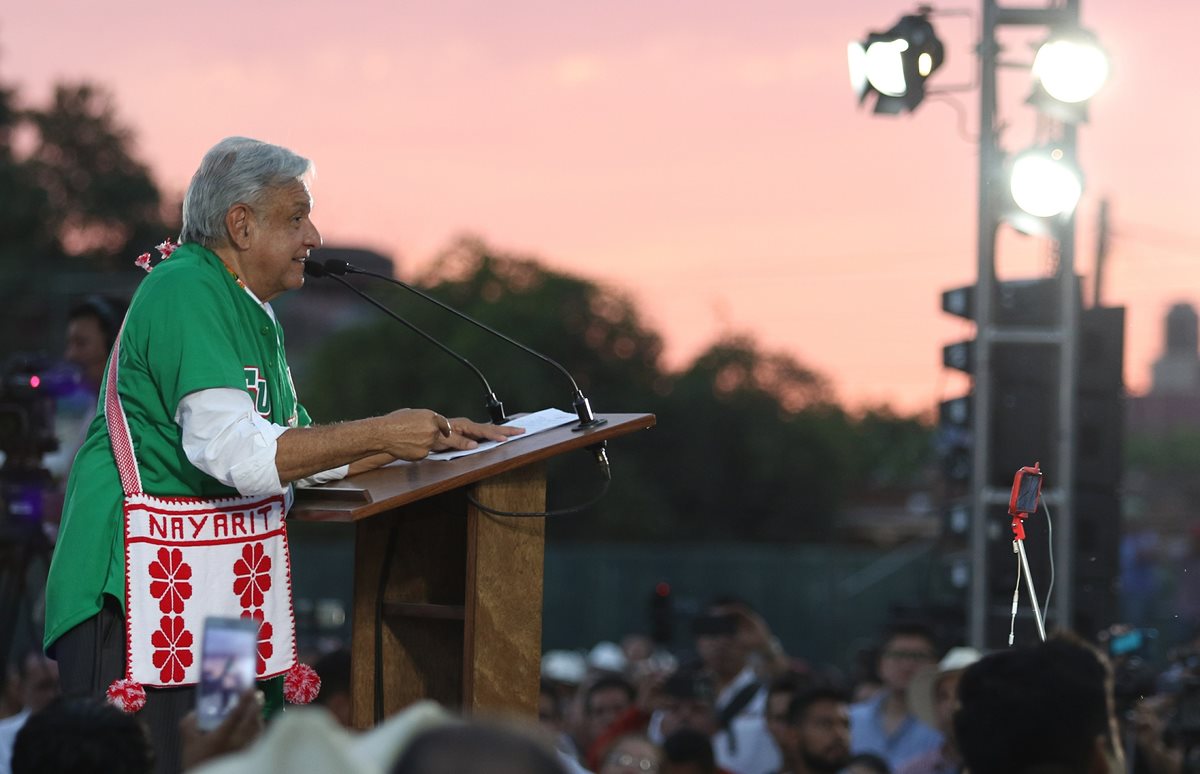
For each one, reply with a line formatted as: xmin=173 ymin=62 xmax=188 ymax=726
xmin=290 ymin=412 xmax=655 ymax=729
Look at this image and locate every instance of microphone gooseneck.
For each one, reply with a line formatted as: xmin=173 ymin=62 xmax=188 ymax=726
xmin=303 ymin=260 xmax=508 ymax=423
xmin=320 ymin=259 xmax=607 ymax=433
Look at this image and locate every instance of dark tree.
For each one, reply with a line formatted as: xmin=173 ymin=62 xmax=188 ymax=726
xmin=24 ymin=82 xmax=165 ymax=265
xmin=0 ymin=71 xmax=168 ymax=359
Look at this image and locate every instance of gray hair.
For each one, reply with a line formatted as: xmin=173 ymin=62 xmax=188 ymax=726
xmin=180 ymin=137 xmax=314 ymax=248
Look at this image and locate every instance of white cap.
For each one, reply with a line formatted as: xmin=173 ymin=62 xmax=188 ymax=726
xmin=587 ymin=641 xmax=628 ymax=673
xmin=909 ymin=646 xmax=983 ymax=729
xmin=541 ymin=650 xmax=588 ymax=684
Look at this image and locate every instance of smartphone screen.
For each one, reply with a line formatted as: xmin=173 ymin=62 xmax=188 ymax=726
xmin=196 ymin=617 xmax=259 ymax=731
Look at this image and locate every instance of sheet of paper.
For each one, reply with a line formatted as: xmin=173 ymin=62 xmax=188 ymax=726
xmin=424 ymin=407 xmax=578 ymax=461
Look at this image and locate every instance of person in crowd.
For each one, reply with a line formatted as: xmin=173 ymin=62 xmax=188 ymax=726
xmin=655 ymin=666 xmax=781 ymax=774
xmin=662 ymin=728 xmax=724 ymax=774
xmin=43 ymin=136 xmax=522 ymax=773
xmin=848 ymin=622 xmax=942 ymax=771
xmin=763 ymin=674 xmax=808 ymax=770
xmin=600 ymin=734 xmax=663 ymax=774
xmin=64 ymin=296 xmax=126 ymax=394
xmin=583 ymin=675 xmax=637 ymax=768
xmin=954 ymin=633 xmax=1123 ymax=774
xmin=40 ymin=296 xmax=128 ymax=532
xmin=894 ymin=647 xmax=979 ymax=774
xmin=10 ymin=697 xmax=154 ymax=774
xmin=0 ymin=650 xmax=59 ymax=774
xmin=774 ymin=686 xmax=851 ymax=774
xmin=390 ymin=721 xmax=567 ymax=774
xmin=655 ymin=669 xmax=719 ymax=744
xmin=691 ymin=600 xmax=786 ymax=774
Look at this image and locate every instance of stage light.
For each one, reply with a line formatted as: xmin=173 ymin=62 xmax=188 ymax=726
xmin=848 ymin=12 xmax=945 ymax=114
xmin=1008 ymin=146 xmax=1083 ymax=221
xmin=1026 ymin=30 xmax=1108 ymax=123
xmin=1033 ymin=31 xmax=1108 ymax=104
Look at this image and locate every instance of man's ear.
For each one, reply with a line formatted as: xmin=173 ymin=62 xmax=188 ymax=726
xmin=225 ymin=203 xmax=254 ymax=250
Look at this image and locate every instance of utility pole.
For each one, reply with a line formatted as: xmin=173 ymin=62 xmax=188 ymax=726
xmin=1094 ymin=198 xmax=1109 ymax=308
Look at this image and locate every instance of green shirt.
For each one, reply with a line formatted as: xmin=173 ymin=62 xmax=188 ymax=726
xmin=44 ymin=244 xmax=307 ymax=655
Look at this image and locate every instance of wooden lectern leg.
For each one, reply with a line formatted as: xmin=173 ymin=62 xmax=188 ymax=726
xmin=463 ymin=463 xmax=546 ymax=716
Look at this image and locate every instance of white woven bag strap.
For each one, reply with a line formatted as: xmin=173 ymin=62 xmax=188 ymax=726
xmin=103 ymin=329 xmax=143 ymax=496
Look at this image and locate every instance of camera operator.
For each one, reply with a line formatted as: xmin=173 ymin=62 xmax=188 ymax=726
xmin=39 ymin=296 xmax=126 ymax=536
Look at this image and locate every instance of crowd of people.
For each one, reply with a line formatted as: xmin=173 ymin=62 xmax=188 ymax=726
xmin=529 ymin=604 xmax=1200 ymax=774
xmin=4 ymin=600 xmax=1200 ymax=773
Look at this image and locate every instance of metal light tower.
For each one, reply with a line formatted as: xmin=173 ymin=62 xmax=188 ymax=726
xmin=969 ymin=0 xmax=1088 ymax=648
xmin=851 ymin=0 xmax=1110 ymax=647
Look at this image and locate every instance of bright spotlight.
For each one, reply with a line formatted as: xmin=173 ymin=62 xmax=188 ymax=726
xmin=1033 ymin=32 xmax=1109 ymax=104
xmin=848 ymin=12 xmax=945 ymax=114
xmin=1009 ymin=146 xmax=1083 ymax=220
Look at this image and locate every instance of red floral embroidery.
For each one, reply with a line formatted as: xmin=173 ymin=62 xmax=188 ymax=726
xmin=150 ymin=615 xmax=194 ymax=684
xmin=148 ymin=547 xmax=193 ymax=614
xmin=232 ymin=543 xmax=272 ymax=609
xmin=241 ymin=609 xmax=274 ymax=676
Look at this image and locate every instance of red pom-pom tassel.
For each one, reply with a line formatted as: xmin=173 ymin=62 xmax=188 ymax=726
xmin=284 ymin=663 xmax=320 ymax=705
xmin=106 ymin=678 xmax=147 ymax=713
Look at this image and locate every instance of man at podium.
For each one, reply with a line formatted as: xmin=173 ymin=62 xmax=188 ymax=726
xmin=43 ymin=136 xmax=521 ymax=774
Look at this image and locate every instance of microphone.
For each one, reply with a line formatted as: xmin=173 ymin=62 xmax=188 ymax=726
xmin=318 ymin=258 xmax=612 ymax=479
xmin=303 ymin=260 xmax=509 ymax=424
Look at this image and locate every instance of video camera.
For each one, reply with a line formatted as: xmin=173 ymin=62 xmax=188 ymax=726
xmin=0 ymin=354 xmax=80 ymax=537
xmin=0 ymin=353 xmax=79 ymax=468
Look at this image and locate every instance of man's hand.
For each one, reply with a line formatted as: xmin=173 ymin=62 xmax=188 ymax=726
xmin=180 ymin=689 xmax=264 ymax=771
xmin=375 ymin=408 xmax=454 ymax=461
xmin=431 ymin=417 xmax=525 ymax=452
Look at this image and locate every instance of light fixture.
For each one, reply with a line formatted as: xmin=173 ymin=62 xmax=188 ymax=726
xmin=1005 ymin=145 xmax=1083 ymax=233
xmin=848 ymin=12 xmax=945 ymax=114
xmin=1027 ymin=29 xmax=1109 ymax=122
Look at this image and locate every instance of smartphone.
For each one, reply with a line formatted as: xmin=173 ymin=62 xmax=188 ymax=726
xmin=196 ymin=616 xmax=259 ymax=731
xmin=1008 ymin=463 xmax=1043 ymax=516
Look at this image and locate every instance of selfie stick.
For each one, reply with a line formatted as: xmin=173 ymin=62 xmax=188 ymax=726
xmin=1008 ymin=462 xmax=1047 ymax=644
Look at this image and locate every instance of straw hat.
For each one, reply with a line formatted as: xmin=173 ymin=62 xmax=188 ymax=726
xmin=908 ymin=647 xmax=982 ymax=729
xmin=192 ymin=701 xmax=454 ymax=774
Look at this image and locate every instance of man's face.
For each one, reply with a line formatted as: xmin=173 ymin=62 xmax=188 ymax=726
xmin=660 ymin=696 xmax=717 ymax=738
xmin=65 ymin=315 xmax=109 ymax=388
xmin=794 ymin=699 xmax=851 ymax=774
xmin=241 ymin=179 xmax=321 ymax=302
xmin=933 ymin=671 xmax=963 ymax=734
xmin=878 ymin=634 xmax=937 ymax=694
xmin=765 ymin=689 xmax=794 ymax=750
xmin=587 ymin=685 xmax=632 ymax=740
xmin=694 ymin=609 xmax=747 ymax=679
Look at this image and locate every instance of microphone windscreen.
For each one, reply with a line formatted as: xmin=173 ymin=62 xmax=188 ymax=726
xmin=303 ymin=260 xmax=327 ymax=278
xmin=323 ymin=259 xmax=353 ymax=276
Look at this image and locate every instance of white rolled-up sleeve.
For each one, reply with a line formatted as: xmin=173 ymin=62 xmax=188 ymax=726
xmin=175 ymin=388 xmax=348 ymax=496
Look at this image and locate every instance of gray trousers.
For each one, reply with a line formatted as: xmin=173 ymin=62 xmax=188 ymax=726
xmin=54 ymin=596 xmax=191 ymax=774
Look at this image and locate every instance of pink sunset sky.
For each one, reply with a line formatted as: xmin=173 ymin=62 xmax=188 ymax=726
xmin=3 ymin=1 xmax=1196 ymax=414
